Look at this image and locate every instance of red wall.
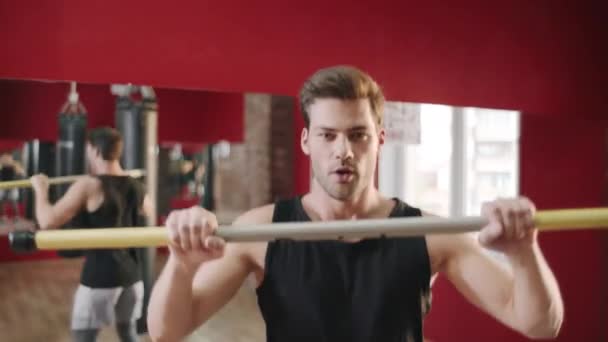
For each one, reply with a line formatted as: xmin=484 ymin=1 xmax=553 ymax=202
xmin=155 ymin=88 xmax=243 ymax=144
xmin=0 ymin=80 xmax=114 ymax=141
xmin=0 ymin=1 xmax=606 ymax=118
xmin=0 ymin=1 xmax=606 ymax=341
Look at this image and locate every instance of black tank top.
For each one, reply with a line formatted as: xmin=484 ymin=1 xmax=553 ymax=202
xmin=0 ymin=165 xmax=16 ymax=181
xmin=79 ymin=175 xmax=146 ymax=288
xmin=257 ymin=197 xmax=431 ymax=342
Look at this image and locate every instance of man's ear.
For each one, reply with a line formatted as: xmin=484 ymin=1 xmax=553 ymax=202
xmin=301 ymin=128 xmax=310 ymax=155
xmin=378 ymin=128 xmax=385 ymax=146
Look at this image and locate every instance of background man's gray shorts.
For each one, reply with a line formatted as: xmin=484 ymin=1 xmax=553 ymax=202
xmin=71 ymin=281 xmax=144 ymax=330
xmin=0 ymin=189 xmax=19 ymax=202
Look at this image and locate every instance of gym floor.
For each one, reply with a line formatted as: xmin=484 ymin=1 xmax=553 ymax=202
xmin=0 ymin=255 xmax=265 ymax=342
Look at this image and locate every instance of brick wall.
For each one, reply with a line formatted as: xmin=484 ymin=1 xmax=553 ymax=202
xmin=214 ymin=94 xmax=294 ymax=222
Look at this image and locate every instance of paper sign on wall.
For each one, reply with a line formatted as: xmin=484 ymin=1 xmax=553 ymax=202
xmin=383 ymin=102 xmax=420 ymax=144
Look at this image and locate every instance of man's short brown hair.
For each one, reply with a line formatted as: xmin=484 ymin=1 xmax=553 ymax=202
xmin=87 ymin=127 xmax=123 ymax=161
xmin=299 ymin=66 xmax=385 ymax=128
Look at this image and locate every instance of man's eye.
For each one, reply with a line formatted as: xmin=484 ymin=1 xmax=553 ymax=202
xmin=350 ymin=132 xmax=367 ymax=140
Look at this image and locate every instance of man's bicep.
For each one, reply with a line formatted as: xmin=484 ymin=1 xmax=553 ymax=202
xmin=438 ymin=234 xmax=517 ymax=328
xmin=188 ymin=204 xmax=273 ymax=324
xmin=48 ymin=179 xmax=89 ymax=227
xmin=190 ymin=244 xmax=252 ymax=326
xmin=141 ymin=194 xmax=153 ymax=220
xmin=231 ymin=204 xmax=275 ymax=226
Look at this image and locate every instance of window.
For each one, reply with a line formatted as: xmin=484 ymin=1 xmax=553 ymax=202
xmin=379 ymin=103 xmax=520 ymax=217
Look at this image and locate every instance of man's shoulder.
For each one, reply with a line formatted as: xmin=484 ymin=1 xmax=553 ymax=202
xmin=72 ymin=175 xmax=101 ymax=192
xmin=226 ymin=204 xmax=274 ymax=270
xmin=233 ymin=203 xmax=276 ymax=226
xmin=426 ymin=232 xmax=479 ymax=274
xmin=232 ymin=195 xmax=307 ymax=226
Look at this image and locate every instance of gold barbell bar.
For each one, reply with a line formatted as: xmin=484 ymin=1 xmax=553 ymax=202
xmin=0 ymin=169 xmax=146 ymax=190
xmin=9 ymin=208 xmax=608 ymax=252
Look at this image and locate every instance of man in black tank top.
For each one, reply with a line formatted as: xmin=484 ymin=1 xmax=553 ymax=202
xmin=31 ymin=127 xmax=151 ymax=342
xmin=148 ymin=67 xmax=563 ymax=341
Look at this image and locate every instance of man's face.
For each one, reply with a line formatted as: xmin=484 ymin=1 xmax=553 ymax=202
xmin=301 ymin=98 xmax=384 ymax=201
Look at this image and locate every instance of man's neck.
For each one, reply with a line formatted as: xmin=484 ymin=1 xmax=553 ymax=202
xmin=93 ymin=161 xmax=124 ymax=176
xmin=304 ymin=181 xmax=384 ymax=221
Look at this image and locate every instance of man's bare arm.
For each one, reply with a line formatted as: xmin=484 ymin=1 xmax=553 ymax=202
xmin=141 ymin=194 xmax=153 ymax=221
xmin=32 ymin=176 xmax=91 ymax=230
xmin=430 ymin=234 xmax=562 ymax=337
xmin=148 ymin=204 xmax=273 ymax=341
xmin=426 ymin=201 xmax=563 ymax=339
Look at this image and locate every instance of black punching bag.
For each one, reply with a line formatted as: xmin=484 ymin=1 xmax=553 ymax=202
xmin=56 ymin=83 xmax=87 ymax=199
xmin=23 ymin=140 xmax=55 ymax=220
xmin=115 ymin=96 xmax=145 ymax=170
xmin=56 ymin=113 xmax=87 ymax=191
xmin=55 ymin=83 xmax=88 ymax=257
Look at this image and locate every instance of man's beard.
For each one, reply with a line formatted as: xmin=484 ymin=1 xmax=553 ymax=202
xmin=313 ymin=167 xmax=360 ymax=201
